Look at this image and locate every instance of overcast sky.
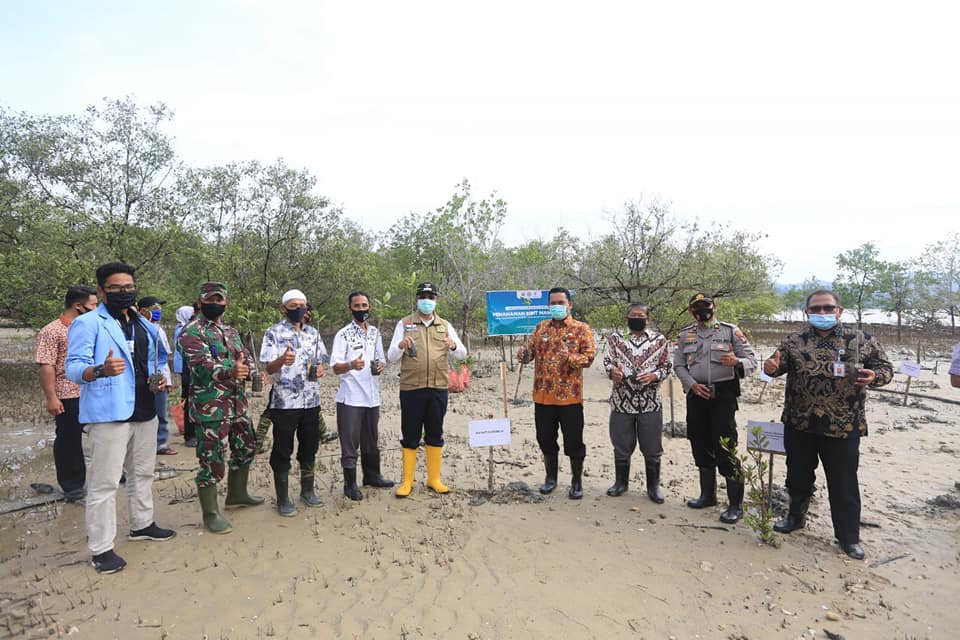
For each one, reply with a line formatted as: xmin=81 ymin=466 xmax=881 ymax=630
xmin=2 ymin=1 xmax=957 ymax=284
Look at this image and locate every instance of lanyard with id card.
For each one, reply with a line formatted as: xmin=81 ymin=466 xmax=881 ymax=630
xmin=832 ymin=348 xmax=846 ymax=377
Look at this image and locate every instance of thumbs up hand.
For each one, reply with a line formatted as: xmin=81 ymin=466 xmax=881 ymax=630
xmin=763 ymin=350 xmax=781 ymax=376
xmin=102 ymin=347 xmax=126 ymax=376
xmin=233 ymin=352 xmax=250 ymax=381
xmin=351 ymin=352 xmax=365 ymax=371
xmin=282 ymin=345 xmax=296 ymax=366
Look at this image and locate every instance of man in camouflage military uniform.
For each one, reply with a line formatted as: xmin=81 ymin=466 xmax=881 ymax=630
xmin=673 ymin=292 xmax=757 ymax=524
xmin=178 ymin=282 xmax=264 ymax=534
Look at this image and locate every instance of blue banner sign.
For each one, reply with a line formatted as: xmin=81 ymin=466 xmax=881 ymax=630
xmin=485 ymin=290 xmax=552 ymax=336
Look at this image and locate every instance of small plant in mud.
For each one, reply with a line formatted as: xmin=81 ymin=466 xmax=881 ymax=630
xmin=721 ymin=426 xmax=781 ymax=547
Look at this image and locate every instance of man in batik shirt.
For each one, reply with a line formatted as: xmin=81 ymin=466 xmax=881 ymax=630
xmin=259 ymin=289 xmax=327 ymax=516
xmin=763 ymin=289 xmax=892 ymax=560
xmin=603 ymin=303 xmax=672 ymax=503
xmin=517 ymin=287 xmax=596 ymax=499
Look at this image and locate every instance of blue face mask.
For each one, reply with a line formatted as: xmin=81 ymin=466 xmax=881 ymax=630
xmin=150 ymin=309 xmax=161 ymax=323
xmin=549 ymin=304 xmax=568 ymax=320
xmin=809 ymin=314 xmax=837 ymax=330
xmin=417 ymin=299 xmax=436 ymax=315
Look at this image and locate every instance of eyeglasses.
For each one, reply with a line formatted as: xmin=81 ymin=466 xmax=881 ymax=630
xmin=807 ymin=305 xmax=837 ymax=314
xmin=103 ymin=285 xmax=137 ymax=293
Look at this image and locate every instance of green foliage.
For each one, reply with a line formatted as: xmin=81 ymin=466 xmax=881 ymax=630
xmin=721 ymin=429 xmax=781 ymax=548
xmin=833 ymin=243 xmax=883 ymax=328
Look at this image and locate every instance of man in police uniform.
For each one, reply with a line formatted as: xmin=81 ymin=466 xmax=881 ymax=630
xmin=179 ymin=282 xmax=264 ymax=534
xmin=673 ymin=292 xmax=756 ymax=523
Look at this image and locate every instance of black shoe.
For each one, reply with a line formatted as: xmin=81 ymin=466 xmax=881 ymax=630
xmin=119 ymin=472 xmax=127 ymax=485
xmin=129 ymin=522 xmax=177 ymax=541
xmin=64 ymin=488 xmax=86 ymax=504
xmin=842 ymin=542 xmax=865 ymax=560
xmin=540 ymin=452 xmax=558 ymax=494
xmin=686 ymin=467 xmax=717 ymax=509
xmin=773 ymin=497 xmax=809 ymax=533
xmin=343 ymin=467 xmax=363 ymax=501
xmin=606 ymin=462 xmax=629 ymax=497
xmin=644 ymin=458 xmax=665 ymax=504
xmin=361 ymin=453 xmax=395 ymax=488
xmin=568 ymin=456 xmax=584 ymax=500
xmin=91 ymin=550 xmax=126 ymax=574
xmin=719 ymin=479 xmax=744 ymax=524
xmin=320 ymin=431 xmax=339 ymax=444
xmin=184 ymin=437 xmax=198 ymax=448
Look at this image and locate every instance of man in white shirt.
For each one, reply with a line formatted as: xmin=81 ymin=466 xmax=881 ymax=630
xmin=330 ymin=291 xmax=395 ymax=500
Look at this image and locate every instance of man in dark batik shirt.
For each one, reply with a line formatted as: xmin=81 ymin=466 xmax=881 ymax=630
xmin=603 ymin=303 xmax=672 ymax=503
xmin=764 ymin=289 xmax=893 ymax=560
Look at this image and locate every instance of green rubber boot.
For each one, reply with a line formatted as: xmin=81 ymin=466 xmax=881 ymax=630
xmin=224 ymin=464 xmax=265 ymax=509
xmin=198 ymin=484 xmax=232 ymax=534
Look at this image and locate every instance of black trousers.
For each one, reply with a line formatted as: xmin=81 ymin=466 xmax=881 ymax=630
xmin=784 ymin=427 xmax=861 ymax=546
xmin=685 ymin=389 xmax=741 ymax=479
xmin=54 ymin=397 xmax=86 ymax=494
xmin=534 ymin=403 xmax=586 ymax=458
xmin=399 ymin=388 xmax=448 ymax=449
xmin=269 ymin=407 xmax=321 ymax=474
xmin=180 ymin=369 xmax=195 ymax=442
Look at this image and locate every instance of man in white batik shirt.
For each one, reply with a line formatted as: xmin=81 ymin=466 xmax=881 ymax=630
xmin=259 ymin=289 xmax=327 ymax=516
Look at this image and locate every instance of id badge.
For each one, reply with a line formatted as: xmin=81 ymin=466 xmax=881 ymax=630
xmin=127 ymin=339 xmax=135 ymax=355
xmin=832 ymin=361 xmax=846 ymax=377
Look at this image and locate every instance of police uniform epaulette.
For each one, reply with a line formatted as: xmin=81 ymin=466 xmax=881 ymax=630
xmin=718 ymin=321 xmax=738 ymax=329
xmin=679 ymin=323 xmax=696 ymax=333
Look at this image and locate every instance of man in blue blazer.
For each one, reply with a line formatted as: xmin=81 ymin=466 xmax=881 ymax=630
xmin=66 ymin=262 xmax=176 ymax=574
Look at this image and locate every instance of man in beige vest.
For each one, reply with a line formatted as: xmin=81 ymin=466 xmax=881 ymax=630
xmin=386 ymin=282 xmax=467 ymax=497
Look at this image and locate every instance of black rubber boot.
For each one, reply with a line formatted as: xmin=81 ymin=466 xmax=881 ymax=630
xmin=568 ymin=456 xmax=584 ymax=500
xmin=606 ymin=462 xmax=629 ymax=497
xmin=539 ymin=452 xmax=558 ymax=495
xmin=300 ymin=468 xmax=323 ymax=507
xmin=719 ymin=478 xmax=744 ymax=524
xmin=686 ymin=467 xmax=718 ymax=508
xmin=361 ymin=452 xmax=395 ymax=488
xmin=343 ymin=467 xmax=363 ymax=501
xmin=274 ymin=472 xmax=297 ymax=517
xmin=645 ymin=458 xmax=665 ymax=504
xmin=773 ymin=496 xmax=810 ymax=533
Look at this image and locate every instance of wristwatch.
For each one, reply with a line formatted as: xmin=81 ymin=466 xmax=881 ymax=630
xmin=93 ymin=364 xmax=106 ymax=379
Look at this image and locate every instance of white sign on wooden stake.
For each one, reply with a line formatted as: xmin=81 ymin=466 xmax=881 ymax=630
xmin=469 ymin=418 xmax=512 ymax=447
xmin=898 ymin=361 xmax=921 ymax=378
xmin=746 ymin=420 xmax=786 ymax=455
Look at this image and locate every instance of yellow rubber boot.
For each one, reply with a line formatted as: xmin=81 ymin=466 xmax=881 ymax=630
xmin=425 ymin=445 xmax=449 ymax=494
xmin=395 ymin=448 xmax=418 ymax=498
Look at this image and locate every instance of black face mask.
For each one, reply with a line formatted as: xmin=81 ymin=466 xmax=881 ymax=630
xmin=105 ymin=290 xmax=137 ymax=315
xmin=627 ymin=317 xmax=646 ymax=332
xmin=693 ymin=308 xmax=714 ymax=322
xmin=201 ymin=303 xmax=226 ymax=320
xmin=76 ymin=304 xmax=96 ymax=316
xmin=285 ymin=307 xmax=307 ymax=324
xmin=352 ymin=309 xmax=369 ymax=324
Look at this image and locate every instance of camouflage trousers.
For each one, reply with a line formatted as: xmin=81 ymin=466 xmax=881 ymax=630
xmin=195 ymin=415 xmax=256 ymax=488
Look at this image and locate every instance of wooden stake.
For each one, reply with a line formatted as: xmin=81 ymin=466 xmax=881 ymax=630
xmin=903 ymin=376 xmax=912 ymax=406
xmin=513 ymin=361 xmax=525 ymax=402
xmin=757 ymin=380 xmax=769 ymax=403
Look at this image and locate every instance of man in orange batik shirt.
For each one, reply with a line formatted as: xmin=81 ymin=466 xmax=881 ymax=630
xmin=517 ymin=287 xmax=596 ymax=499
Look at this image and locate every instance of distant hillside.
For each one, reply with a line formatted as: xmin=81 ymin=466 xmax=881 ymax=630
xmin=773 ymin=280 xmax=831 ymax=295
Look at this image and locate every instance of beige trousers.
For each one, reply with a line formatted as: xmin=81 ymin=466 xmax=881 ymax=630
xmin=85 ymin=418 xmax=158 ymax=555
